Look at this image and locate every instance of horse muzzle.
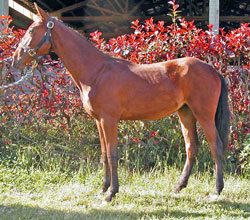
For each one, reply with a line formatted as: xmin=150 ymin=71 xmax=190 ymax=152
xmin=12 ymin=48 xmax=31 ymax=70
xmin=11 ymin=57 xmax=24 ymax=70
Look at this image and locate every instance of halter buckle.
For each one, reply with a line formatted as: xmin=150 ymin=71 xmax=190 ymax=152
xmin=28 ymin=49 xmax=36 ymax=57
xmin=47 ymin=21 xmax=54 ymax=29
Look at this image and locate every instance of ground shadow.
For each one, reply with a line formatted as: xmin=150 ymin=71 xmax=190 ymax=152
xmin=0 ymin=198 xmax=249 ymax=220
xmin=0 ymin=203 xmax=207 ymax=220
xmin=214 ymin=200 xmax=250 ymax=218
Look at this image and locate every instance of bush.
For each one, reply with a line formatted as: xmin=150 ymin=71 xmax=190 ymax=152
xmin=0 ymin=1 xmax=249 ymax=174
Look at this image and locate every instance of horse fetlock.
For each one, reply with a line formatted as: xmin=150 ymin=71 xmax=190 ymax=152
xmin=216 ymin=179 xmax=224 ymax=195
xmin=110 ymin=181 xmax=119 ymax=193
xmin=102 ymin=181 xmax=110 ymax=193
xmin=174 ymin=181 xmax=188 ymax=193
xmin=174 ymin=185 xmax=183 ymax=193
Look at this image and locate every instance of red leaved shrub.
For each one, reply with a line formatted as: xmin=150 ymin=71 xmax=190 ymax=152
xmin=90 ymin=3 xmax=249 ymax=151
xmin=0 ymin=1 xmax=249 ymax=172
xmin=0 ymin=16 xmax=86 ymax=134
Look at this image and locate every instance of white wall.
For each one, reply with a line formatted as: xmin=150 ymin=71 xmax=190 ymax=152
xmin=0 ymin=0 xmax=9 ymax=16
xmin=209 ymin=0 xmax=219 ymax=34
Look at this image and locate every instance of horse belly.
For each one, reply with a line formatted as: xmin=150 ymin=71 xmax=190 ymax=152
xmin=120 ymin=88 xmax=183 ymax=121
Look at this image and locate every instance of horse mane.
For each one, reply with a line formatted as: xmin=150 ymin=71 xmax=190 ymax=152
xmin=53 ymin=17 xmax=87 ymax=39
xmin=52 ymin=16 xmax=132 ymax=64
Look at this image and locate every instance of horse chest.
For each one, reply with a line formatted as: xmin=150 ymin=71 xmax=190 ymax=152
xmin=81 ymin=90 xmax=98 ymax=118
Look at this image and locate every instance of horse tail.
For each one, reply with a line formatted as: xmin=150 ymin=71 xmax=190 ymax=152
xmin=215 ymin=73 xmax=230 ymax=154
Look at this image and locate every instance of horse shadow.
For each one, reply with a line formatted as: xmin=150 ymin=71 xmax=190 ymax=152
xmin=0 ymin=197 xmax=249 ymax=220
xmin=0 ymin=204 xmax=205 ymax=220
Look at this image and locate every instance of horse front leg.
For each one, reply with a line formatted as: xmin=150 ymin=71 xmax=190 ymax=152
xmin=100 ymin=116 xmax=119 ymax=202
xmin=96 ymin=120 xmax=110 ymax=193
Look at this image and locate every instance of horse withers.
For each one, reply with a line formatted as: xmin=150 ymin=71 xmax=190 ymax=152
xmin=12 ymin=3 xmax=230 ymax=202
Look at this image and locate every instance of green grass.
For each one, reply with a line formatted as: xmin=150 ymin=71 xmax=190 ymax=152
xmin=0 ymin=165 xmax=249 ymax=220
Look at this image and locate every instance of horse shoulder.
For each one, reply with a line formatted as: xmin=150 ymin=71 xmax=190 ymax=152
xmin=81 ymin=59 xmax=126 ymax=118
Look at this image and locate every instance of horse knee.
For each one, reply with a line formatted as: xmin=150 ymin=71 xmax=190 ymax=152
xmin=186 ymin=144 xmax=198 ymax=160
xmin=107 ymin=156 xmax=118 ymax=165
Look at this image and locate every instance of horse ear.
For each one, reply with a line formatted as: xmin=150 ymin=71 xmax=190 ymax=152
xmin=34 ymin=3 xmax=49 ymax=20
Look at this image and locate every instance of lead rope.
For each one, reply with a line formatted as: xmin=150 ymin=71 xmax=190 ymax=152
xmin=0 ymin=60 xmax=38 ymax=89
xmin=0 ymin=18 xmax=55 ymax=89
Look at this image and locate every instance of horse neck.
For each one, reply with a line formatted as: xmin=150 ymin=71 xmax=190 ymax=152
xmin=51 ymin=19 xmax=107 ymax=89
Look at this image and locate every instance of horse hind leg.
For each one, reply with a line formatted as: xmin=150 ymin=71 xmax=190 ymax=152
xmin=175 ymin=105 xmax=199 ymax=193
xmin=199 ymin=120 xmax=224 ymax=195
xmin=187 ymin=102 xmax=225 ymax=195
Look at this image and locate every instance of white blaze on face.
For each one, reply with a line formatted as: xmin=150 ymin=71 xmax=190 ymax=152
xmin=19 ymin=20 xmax=42 ymax=52
xmin=19 ymin=33 xmax=32 ymax=52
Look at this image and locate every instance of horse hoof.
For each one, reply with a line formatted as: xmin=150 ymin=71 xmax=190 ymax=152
xmin=207 ymin=194 xmax=219 ymax=202
xmin=105 ymin=194 xmax=112 ymax=202
xmin=174 ymin=186 xmax=182 ymax=193
xmin=216 ymin=182 xmax=224 ymax=195
xmin=105 ymin=192 xmax=115 ymax=202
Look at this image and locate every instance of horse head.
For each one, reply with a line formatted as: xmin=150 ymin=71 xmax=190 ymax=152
xmin=12 ymin=3 xmax=53 ymax=69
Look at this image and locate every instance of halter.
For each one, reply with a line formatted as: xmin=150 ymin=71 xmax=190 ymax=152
xmin=21 ymin=17 xmax=55 ymax=62
xmin=0 ymin=18 xmax=55 ymax=89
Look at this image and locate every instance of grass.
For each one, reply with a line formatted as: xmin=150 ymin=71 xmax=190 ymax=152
xmin=0 ymin=165 xmax=249 ymax=220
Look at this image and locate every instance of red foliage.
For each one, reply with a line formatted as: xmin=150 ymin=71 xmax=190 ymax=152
xmin=0 ymin=16 xmax=84 ymax=132
xmin=0 ymin=16 xmax=24 ymax=66
xmin=0 ymin=1 xmax=249 ymax=152
xmin=90 ymin=2 xmax=249 ymax=148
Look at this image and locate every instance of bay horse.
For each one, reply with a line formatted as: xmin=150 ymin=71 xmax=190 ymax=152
xmin=12 ymin=3 xmax=230 ymax=202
